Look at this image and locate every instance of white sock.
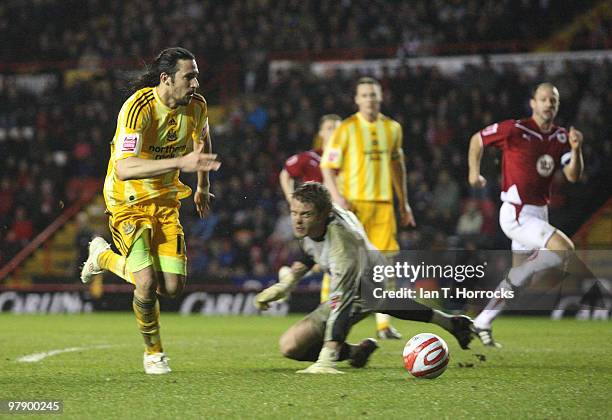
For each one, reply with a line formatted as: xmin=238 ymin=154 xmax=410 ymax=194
xmin=473 ymin=279 xmax=512 ymax=329
xmin=508 ymin=250 xmax=563 ymax=288
xmin=317 ymin=346 xmax=338 ymax=367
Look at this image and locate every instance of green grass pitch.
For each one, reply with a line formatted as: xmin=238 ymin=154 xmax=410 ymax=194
xmin=1 ymin=314 xmax=610 ymax=419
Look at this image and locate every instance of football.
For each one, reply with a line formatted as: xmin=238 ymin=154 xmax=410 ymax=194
xmin=402 ymin=333 xmax=449 ymax=379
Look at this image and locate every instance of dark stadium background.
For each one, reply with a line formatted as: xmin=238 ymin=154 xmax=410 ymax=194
xmin=0 ymin=0 xmax=610 ymax=315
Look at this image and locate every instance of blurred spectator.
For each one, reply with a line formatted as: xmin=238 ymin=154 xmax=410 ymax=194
xmin=456 ymin=199 xmax=484 ymax=236
xmin=10 ymin=206 xmax=34 ymax=245
xmin=432 ymin=170 xmax=460 ymax=218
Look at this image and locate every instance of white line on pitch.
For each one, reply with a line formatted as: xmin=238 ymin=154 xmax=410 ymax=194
xmin=17 ymin=344 xmax=116 ymax=363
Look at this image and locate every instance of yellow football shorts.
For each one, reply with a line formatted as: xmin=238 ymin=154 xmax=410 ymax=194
xmin=107 ymin=199 xmax=187 ymax=275
xmin=351 ymin=200 xmax=398 ymax=252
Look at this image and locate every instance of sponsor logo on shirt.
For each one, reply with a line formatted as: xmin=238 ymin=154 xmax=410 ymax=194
xmin=329 ymin=291 xmax=342 ymax=312
xmin=286 ymin=155 xmax=299 ymax=166
xmin=326 ymin=147 xmax=341 ymax=164
xmin=536 ymin=154 xmax=555 ymax=177
xmin=120 ymin=134 xmax=139 ymax=152
xmin=148 ymin=144 xmax=187 ymax=159
xmin=481 ymin=123 xmax=498 ymax=136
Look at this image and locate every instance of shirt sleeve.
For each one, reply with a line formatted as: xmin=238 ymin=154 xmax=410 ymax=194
xmin=391 ymin=121 xmax=404 ymax=161
xmin=114 ymin=91 xmax=153 ymax=161
xmin=284 ymin=153 xmax=305 ymax=178
xmin=480 ymin=120 xmax=513 ymax=149
xmin=295 ymin=243 xmax=316 ymax=271
xmin=557 ymin=129 xmax=572 ymax=165
xmin=320 ymin=124 xmax=347 ymax=169
xmin=193 ymin=98 xmax=209 ymax=147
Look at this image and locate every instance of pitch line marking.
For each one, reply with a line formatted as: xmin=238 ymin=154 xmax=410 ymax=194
xmin=17 ymin=344 xmax=116 ymax=363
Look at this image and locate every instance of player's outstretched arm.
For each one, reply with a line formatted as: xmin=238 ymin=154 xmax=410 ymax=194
xmin=116 ymin=142 xmax=220 ymax=180
xmin=254 ymin=262 xmax=309 ymax=310
xmin=563 ymin=126 xmax=584 ymax=183
xmin=279 ymin=168 xmax=295 ymax=204
xmin=194 ymin=136 xmax=215 ymax=218
xmin=468 ymin=132 xmax=487 ymax=188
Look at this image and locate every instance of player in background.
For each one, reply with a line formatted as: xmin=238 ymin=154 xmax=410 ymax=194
xmin=279 ymin=114 xmax=341 ymax=302
xmin=320 ymin=77 xmax=415 ymax=340
xmin=279 ymin=114 xmax=341 ymax=203
xmin=80 ymin=47 xmax=220 ymax=373
xmin=254 ymin=182 xmax=472 ymax=374
xmin=468 ymin=82 xmax=584 ymax=347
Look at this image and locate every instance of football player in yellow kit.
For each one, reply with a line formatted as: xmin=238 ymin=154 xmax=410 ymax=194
xmin=80 ymin=47 xmax=220 ymax=374
xmin=321 ymin=77 xmax=416 ymax=339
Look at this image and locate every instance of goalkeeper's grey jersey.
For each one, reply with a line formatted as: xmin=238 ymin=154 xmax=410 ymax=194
xmin=299 ymin=205 xmax=388 ymax=342
xmin=299 ymin=205 xmax=385 ymax=290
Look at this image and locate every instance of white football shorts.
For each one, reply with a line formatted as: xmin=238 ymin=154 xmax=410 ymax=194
xmin=499 ymin=202 xmax=556 ymax=251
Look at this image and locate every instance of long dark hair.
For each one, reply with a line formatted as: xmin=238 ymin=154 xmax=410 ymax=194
xmin=127 ymin=47 xmax=195 ymax=95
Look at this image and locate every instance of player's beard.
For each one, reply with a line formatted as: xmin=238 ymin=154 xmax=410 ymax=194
xmin=176 ymin=94 xmax=193 ymax=106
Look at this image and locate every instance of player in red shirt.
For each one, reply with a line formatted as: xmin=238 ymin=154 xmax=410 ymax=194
xmin=468 ymin=82 xmax=584 ymax=347
xmin=279 ymin=114 xmax=341 ymax=203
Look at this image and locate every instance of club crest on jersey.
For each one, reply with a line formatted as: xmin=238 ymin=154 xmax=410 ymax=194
xmin=122 ymin=221 xmax=136 ymax=235
xmin=329 ymin=291 xmax=342 ymax=312
xmin=167 ymin=130 xmax=177 ymax=142
xmin=536 ymin=154 xmax=555 ymax=177
xmin=557 ymin=132 xmax=567 ymax=143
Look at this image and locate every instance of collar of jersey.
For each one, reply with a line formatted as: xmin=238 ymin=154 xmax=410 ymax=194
xmin=310 ymin=216 xmax=334 ymax=242
xmin=356 ymin=112 xmax=380 ymax=126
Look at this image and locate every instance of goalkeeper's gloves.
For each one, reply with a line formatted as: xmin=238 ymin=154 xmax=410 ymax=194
xmin=254 ymin=266 xmax=298 ymax=310
xmin=296 ymin=347 xmax=343 ymax=374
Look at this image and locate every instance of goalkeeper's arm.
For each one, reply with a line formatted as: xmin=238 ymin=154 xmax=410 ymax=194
xmin=254 ymin=261 xmax=311 ymax=310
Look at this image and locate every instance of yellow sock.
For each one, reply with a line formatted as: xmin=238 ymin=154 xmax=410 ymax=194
xmin=375 ymin=313 xmax=391 ymax=330
xmin=98 ymin=249 xmax=135 ymax=284
xmin=320 ymin=273 xmax=331 ymax=303
xmin=133 ymin=295 xmax=163 ymax=354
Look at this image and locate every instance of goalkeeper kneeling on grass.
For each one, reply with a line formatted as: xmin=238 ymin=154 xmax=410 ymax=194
xmin=254 ymin=182 xmax=473 ymax=374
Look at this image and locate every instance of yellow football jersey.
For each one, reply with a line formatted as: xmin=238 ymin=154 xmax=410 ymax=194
xmin=320 ymin=112 xmax=403 ymax=202
xmin=103 ymin=87 xmax=209 ymax=209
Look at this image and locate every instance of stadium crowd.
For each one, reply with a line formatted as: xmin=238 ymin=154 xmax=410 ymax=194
xmin=1 ymin=0 xmax=603 ymax=65
xmin=1 ymin=1 xmax=611 ymax=281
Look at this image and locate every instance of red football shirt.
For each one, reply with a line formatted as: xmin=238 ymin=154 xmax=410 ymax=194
xmin=481 ymin=118 xmax=571 ymax=206
xmin=284 ymin=149 xmax=323 ymax=183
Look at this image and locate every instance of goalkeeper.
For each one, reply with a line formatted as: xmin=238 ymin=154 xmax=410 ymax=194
xmin=254 ymin=182 xmax=473 ymax=374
